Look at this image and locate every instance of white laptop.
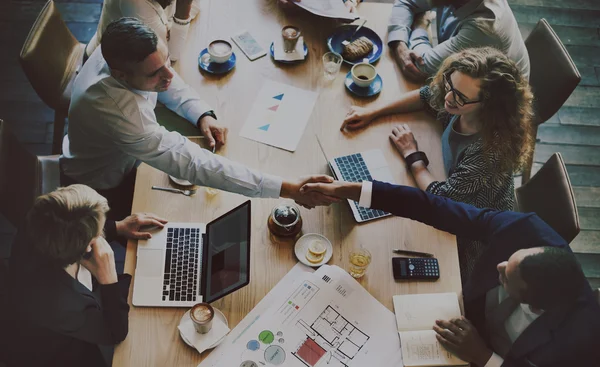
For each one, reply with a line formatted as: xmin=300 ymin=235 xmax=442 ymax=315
xmin=132 ymin=201 xmax=251 ymax=307
xmin=317 ymin=138 xmax=395 ymax=223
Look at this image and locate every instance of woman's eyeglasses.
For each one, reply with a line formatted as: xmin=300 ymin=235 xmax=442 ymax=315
xmin=443 ymin=72 xmax=482 ymax=107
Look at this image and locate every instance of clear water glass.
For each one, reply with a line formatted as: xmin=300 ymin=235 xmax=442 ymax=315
xmin=323 ymin=52 xmax=343 ymax=81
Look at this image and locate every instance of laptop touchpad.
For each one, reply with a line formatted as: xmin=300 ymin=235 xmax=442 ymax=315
xmin=136 ymin=250 xmax=163 ymax=277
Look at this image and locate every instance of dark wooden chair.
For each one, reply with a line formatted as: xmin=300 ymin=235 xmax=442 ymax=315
xmin=516 ymin=153 xmax=580 ymax=243
xmin=522 ymin=19 xmax=581 ymax=184
xmin=19 ymin=0 xmax=85 ymax=154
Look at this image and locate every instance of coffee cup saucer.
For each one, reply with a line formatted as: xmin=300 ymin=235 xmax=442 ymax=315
xmin=344 ymin=71 xmax=383 ymax=97
xmin=198 ymin=48 xmax=236 ymax=75
xmin=179 ymin=307 xmax=229 ymax=349
xmin=269 ymin=41 xmax=308 ymax=64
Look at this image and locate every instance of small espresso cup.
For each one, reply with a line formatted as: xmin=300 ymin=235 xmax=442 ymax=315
xmin=207 ymin=40 xmax=233 ymax=64
xmin=351 ymin=59 xmax=377 ymax=88
xmin=190 ymin=302 xmax=215 ymax=334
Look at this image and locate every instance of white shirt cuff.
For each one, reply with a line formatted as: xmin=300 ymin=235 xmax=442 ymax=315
xmin=358 ymin=181 xmax=373 ymax=208
xmin=262 ymin=174 xmax=284 ymax=199
xmin=484 ymin=352 xmax=504 ymax=367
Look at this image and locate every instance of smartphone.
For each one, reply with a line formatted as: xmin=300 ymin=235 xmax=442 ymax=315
xmin=392 ymin=257 xmax=440 ymax=280
xmin=231 ymin=30 xmax=267 ymax=61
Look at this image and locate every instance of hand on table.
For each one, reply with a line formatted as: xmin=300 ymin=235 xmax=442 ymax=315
xmin=116 ymin=213 xmax=168 ymax=240
xmin=341 ymin=106 xmax=377 ymax=131
xmin=412 ymin=11 xmax=433 ymax=31
xmin=433 ymin=317 xmax=494 ymax=366
xmin=281 ymin=175 xmax=341 ymax=209
xmin=390 ymin=124 xmax=418 ymax=158
xmin=81 ymin=236 xmax=118 ymax=285
xmin=391 ymin=41 xmax=427 ymax=81
xmin=199 ymin=115 xmax=228 ymax=150
xmin=344 ymin=0 xmax=359 ymax=13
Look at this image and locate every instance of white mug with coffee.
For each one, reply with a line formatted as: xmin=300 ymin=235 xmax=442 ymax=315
xmin=207 ymin=40 xmax=233 ymax=63
xmin=351 ymin=59 xmax=377 ymax=88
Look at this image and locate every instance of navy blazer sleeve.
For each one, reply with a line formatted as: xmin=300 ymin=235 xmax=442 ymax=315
xmin=370 ymin=181 xmax=529 ymax=241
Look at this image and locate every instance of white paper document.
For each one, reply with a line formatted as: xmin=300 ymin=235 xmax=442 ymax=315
xmin=393 ymin=293 xmax=467 ymax=367
xmin=239 ymin=80 xmax=318 ymax=152
xmin=199 ymin=264 xmax=403 ymax=367
xmin=393 ymin=292 xmax=462 ymax=332
xmin=295 ymin=0 xmax=359 ymax=21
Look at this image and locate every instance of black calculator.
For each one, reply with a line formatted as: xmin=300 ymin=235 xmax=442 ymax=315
xmin=392 ymin=257 xmax=440 ymax=280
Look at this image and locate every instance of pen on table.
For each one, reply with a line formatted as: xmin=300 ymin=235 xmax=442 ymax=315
xmin=392 ymin=249 xmax=434 ymax=257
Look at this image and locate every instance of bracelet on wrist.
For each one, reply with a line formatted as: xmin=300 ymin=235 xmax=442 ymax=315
xmin=172 ymin=16 xmax=192 ymax=26
xmin=405 ymin=151 xmax=429 ymax=169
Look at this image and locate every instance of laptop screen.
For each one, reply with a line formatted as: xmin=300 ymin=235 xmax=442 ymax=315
xmin=201 ymin=200 xmax=251 ymax=304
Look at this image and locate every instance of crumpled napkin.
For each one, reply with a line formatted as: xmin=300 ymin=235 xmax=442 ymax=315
xmin=178 ymin=311 xmax=230 ymax=353
xmin=274 ymin=36 xmax=306 ymax=61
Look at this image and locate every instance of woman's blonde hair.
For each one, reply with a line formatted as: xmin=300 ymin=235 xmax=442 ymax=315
xmin=428 ymin=47 xmax=534 ymax=173
xmin=27 ymin=184 xmax=109 ymax=268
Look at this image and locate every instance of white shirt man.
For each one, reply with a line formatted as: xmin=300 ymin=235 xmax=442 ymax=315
xmin=62 ymin=18 xmax=336 ymax=212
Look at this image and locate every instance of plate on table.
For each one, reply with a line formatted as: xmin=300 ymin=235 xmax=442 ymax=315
xmin=327 ymin=24 xmax=383 ymax=65
xmin=169 ymin=175 xmax=193 ymax=187
xmin=294 ymin=233 xmax=333 ymax=268
xmin=179 ymin=307 xmax=228 ymax=349
xmin=198 ymin=48 xmax=236 ymax=74
xmin=344 ymin=71 xmax=383 ymax=97
xmin=269 ymin=41 xmax=309 ymax=64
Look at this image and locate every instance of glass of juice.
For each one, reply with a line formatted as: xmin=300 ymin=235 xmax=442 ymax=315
xmin=348 ymin=247 xmax=372 ymax=278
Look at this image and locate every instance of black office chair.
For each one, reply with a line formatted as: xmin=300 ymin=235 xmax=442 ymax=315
xmin=521 ymin=19 xmax=581 ymax=184
xmin=515 ymin=153 xmax=579 ymax=243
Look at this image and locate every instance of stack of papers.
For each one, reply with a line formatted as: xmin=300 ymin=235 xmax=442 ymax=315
xmin=295 ymin=0 xmax=359 ymax=21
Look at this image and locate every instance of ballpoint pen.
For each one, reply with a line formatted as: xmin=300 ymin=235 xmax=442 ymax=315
xmin=392 ymin=249 xmax=434 ymax=257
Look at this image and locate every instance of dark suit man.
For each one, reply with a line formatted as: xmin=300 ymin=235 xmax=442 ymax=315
xmin=301 ymin=180 xmax=600 ymax=367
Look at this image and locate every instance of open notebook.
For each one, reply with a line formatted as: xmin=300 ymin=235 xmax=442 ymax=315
xmin=393 ymin=293 xmax=468 ymax=367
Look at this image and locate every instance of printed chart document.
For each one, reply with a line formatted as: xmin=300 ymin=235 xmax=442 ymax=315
xmin=393 ymin=293 xmax=467 ymax=367
xmin=239 ymin=80 xmax=318 ymax=152
xmin=295 ymin=0 xmax=359 ymax=21
xmin=199 ymin=264 xmax=403 ymax=367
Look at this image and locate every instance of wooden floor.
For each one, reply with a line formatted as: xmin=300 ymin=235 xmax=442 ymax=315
xmin=0 ymin=0 xmax=599 ymax=288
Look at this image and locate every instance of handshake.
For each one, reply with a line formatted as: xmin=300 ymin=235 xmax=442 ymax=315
xmin=281 ymin=175 xmax=363 ymax=209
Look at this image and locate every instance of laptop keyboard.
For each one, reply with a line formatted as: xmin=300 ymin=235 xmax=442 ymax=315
xmin=334 ymin=153 xmax=389 ymax=221
xmin=162 ymin=227 xmax=201 ymax=302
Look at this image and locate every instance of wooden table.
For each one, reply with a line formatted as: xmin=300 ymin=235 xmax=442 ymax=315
xmin=113 ymin=1 xmax=461 ymax=365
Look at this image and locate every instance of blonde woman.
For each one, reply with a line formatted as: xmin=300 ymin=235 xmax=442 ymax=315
xmin=342 ymin=47 xmax=534 ymax=280
xmin=6 ymin=185 xmax=167 ymax=366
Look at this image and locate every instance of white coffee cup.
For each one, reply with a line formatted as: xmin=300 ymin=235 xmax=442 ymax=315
xmin=351 ymin=59 xmax=377 ymax=88
xmin=207 ymin=40 xmax=233 ymax=64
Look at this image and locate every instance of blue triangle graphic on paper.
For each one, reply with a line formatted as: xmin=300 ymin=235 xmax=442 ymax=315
xmin=273 ymin=94 xmax=284 ymax=101
xmin=258 ymin=124 xmax=270 ymax=131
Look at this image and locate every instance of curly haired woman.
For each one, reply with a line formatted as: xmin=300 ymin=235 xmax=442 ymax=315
xmin=341 ymin=47 xmax=534 ymax=281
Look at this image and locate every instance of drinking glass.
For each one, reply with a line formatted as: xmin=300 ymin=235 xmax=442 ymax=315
xmin=323 ymin=52 xmax=343 ymax=81
xmin=348 ymin=248 xmax=372 ymax=278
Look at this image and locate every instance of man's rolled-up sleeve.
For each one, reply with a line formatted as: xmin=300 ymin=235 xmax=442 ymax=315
xmin=388 ymin=0 xmax=431 ymax=45
xmin=157 ymin=71 xmax=213 ymax=127
xmin=416 ymin=21 xmax=499 ymax=76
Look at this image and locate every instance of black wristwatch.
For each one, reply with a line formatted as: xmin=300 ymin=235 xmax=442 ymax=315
xmin=197 ymin=111 xmax=217 ymax=126
xmin=405 ymin=151 xmax=429 ymax=168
